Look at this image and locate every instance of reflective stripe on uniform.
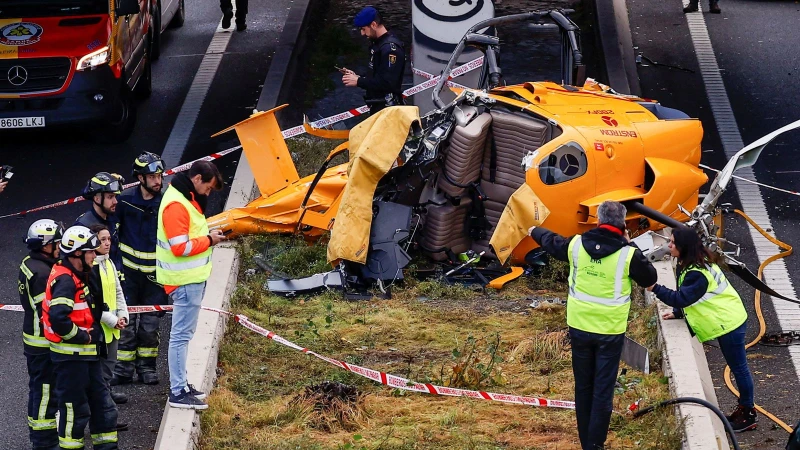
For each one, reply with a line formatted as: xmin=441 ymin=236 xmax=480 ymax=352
xmin=157 ymin=239 xmax=171 ymax=250
xmin=72 ymin=302 xmax=89 ymax=311
xmin=137 ymin=347 xmax=159 ymax=358
xmin=38 ymin=383 xmax=51 ymax=424
xmin=60 ymin=403 xmax=83 ymax=449
xmin=49 ymin=297 xmax=74 ymax=308
xmin=119 ymin=243 xmax=156 ymax=260
xmin=157 ymin=256 xmax=212 ymax=272
xmin=118 ymin=349 xmax=137 ymax=362
xmin=60 ymin=325 xmax=79 ymax=341
xmin=182 ymin=240 xmax=194 ymax=257
xmin=694 ymin=265 xmax=729 ymax=305
xmin=569 ymin=238 xmax=633 ymax=306
xmin=32 ymin=292 xmax=45 ymax=303
xmin=168 ymin=234 xmax=190 ymax=246
xmin=122 ymin=257 xmax=156 ymax=273
xmin=22 ymin=332 xmax=49 ymax=348
xmin=20 ymin=260 xmax=34 ymax=278
xmin=91 ymin=431 xmax=118 ymax=445
xmin=50 ymin=342 xmax=97 ymax=356
xmin=28 ymin=416 xmax=56 ymax=430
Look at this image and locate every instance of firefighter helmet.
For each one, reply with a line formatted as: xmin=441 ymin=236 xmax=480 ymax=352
xmin=24 ymin=219 xmax=64 ymax=250
xmin=81 ymin=172 xmax=124 ymax=199
xmin=132 ymin=152 xmax=165 ymax=177
xmin=59 ymin=226 xmax=100 ymax=255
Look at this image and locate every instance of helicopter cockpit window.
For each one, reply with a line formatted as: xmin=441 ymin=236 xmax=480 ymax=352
xmin=538 ymin=141 xmax=588 ymax=185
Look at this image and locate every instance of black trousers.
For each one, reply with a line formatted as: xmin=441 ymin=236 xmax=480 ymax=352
xmin=220 ymin=0 xmax=248 ymax=19
xmin=26 ymin=353 xmax=59 ymax=450
xmin=53 ymin=359 xmax=118 ymax=450
xmin=115 ymin=269 xmax=166 ymax=377
xmin=569 ymin=327 xmax=625 ymax=450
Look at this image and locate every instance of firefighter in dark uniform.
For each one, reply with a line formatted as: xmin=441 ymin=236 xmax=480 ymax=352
xmin=76 ymin=172 xmax=124 ymax=273
xmin=43 ymin=226 xmax=119 ymax=450
xmin=19 ymin=219 xmax=64 ymax=450
xmin=342 ymin=6 xmax=406 ymax=114
xmin=112 ymin=152 xmax=167 ymax=386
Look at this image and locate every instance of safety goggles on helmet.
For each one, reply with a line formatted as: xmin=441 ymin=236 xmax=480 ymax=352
xmin=132 ymin=152 xmax=165 ymax=177
xmin=82 ymin=172 xmax=124 ymax=199
xmin=59 ymin=225 xmax=100 ymax=255
xmin=24 ymin=219 xmax=64 ymax=250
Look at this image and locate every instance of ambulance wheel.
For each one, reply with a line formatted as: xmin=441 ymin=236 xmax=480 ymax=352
xmin=170 ymin=0 xmax=185 ymax=28
xmin=101 ymin=88 xmax=137 ymax=143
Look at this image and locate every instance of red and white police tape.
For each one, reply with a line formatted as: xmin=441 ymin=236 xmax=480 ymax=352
xmin=0 ymin=146 xmax=242 ymax=220
xmin=0 ymin=301 xmax=575 ymax=409
xmin=280 ymin=56 xmax=485 ymax=140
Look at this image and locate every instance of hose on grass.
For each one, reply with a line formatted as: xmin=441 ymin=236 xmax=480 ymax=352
xmin=633 ymin=397 xmax=740 ymax=450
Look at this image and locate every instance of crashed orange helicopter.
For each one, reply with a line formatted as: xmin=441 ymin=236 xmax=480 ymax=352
xmin=205 ymin=10 xmax=725 ymax=294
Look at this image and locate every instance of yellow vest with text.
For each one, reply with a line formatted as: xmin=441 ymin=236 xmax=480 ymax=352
xmin=679 ymin=264 xmax=747 ymax=342
xmin=96 ymin=258 xmax=120 ymax=342
xmin=156 ymin=185 xmax=213 ymax=286
xmin=567 ymin=235 xmax=636 ymax=335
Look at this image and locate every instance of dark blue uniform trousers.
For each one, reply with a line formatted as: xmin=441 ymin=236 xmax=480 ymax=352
xmin=53 ymin=360 xmax=118 ymax=450
xmin=569 ymin=327 xmax=625 ymax=450
xmin=26 ymin=353 xmax=59 ymax=450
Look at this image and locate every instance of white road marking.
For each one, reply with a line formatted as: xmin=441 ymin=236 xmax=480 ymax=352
xmin=683 ymin=3 xmax=800 ymax=367
xmin=161 ymin=9 xmax=237 ymax=168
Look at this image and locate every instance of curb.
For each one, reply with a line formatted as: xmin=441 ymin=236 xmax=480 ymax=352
xmin=153 ymin=0 xmax=315 ymax=448
xmin=647 ymin=231 xmax=730 ymax=450
xmin=590 ymin=0 xmax=641 ymax=96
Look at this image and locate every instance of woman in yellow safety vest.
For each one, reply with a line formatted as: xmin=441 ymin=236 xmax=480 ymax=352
xmin=647 ymin=226 xmax=756 ymax=433
xmin=89 ymin=224 xmax=130 ymax=417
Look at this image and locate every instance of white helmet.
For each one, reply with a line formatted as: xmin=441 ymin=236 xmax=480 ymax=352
xmin=25 ymin=219 xmax=64 ymax=250
xmin=59 ymin=226 xmax=100 ymax=255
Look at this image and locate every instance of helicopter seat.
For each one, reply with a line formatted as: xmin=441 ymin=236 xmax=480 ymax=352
xmin=472 ymin=109 xmax=553 ymax=256
xmin=438 ymin=112 xmax=493 ymax=199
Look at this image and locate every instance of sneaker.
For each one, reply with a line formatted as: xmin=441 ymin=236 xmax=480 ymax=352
xmin=187 ymin=384 xmax=207 ymax=401
xmin=168 ymin=389 xmax=208 ymax=410
xmin=726 ymin=404 xmax=758 ymax=432
xmin=110 ymin=375 xmax=133 ymax=386
xmin=683 ymin=2 xmax=699 ymax=12
xmin=115 ymin=422 xmax=129 ymax=432
xmin=236 ymin=20 xmax=247 ymax=32
xmin=221 ymin=9 xmax=233 ymax=29
xmin=138 ymin=372 xmax=160 ymax=385
xmin=111 ymin=391 xmax=128 ymax=404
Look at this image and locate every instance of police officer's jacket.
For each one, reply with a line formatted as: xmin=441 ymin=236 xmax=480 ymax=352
xmin=76 ymin=208 xmax=122 ymax=272
xmin=117 ymin=187 xmax=161 ymax=274
xmin=18 ymin=251 xmax=57 ymax=355
xmin=357 ymin=31 xmax=405 ymax=103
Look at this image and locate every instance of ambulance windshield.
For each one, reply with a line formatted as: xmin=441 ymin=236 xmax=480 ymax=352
xmin=0 ymin=0 xmax=108 ymax=18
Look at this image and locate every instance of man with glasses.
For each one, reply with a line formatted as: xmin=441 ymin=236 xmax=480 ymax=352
xmin=110 ymin=153 xmax=167 ymax=386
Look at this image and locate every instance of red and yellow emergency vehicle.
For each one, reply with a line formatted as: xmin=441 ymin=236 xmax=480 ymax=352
xmin=0 ymin=0 xmax=184 ymax=141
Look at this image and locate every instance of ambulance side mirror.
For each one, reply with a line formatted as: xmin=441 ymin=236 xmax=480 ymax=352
xmin=116 ymin=0 xmax=141 ymax=16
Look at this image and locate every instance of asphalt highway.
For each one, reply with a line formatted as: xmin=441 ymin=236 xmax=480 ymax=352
xmin=0 ymin=0 xmax=286 ymax=447
xmin=628 ymin=0 xmax=800 ymax=447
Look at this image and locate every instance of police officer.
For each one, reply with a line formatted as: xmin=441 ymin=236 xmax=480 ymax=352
xmin=529 ymin=201 xmax=657 ymax=450
xmin=20 ymin=219 xmax=63 ymax=450
xmin=342 ymin=6 xmax=405 ymax=114
xmin=112 ymin=152 xmax=167 ymax=386
xmin=76 ymin=172 xmax=124 ymax=272
xmin=43 ymin=226 xmax=119 ymax=450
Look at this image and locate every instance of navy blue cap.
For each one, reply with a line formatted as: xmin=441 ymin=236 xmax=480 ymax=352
xmin=353 ymin=6 xmax=378 ymax=27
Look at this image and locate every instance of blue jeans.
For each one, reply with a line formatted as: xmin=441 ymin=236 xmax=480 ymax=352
xmin=716 ymin=321 xmax=755 ymax=408
xmin=168 ymin=282 xmax=206 ymax=396
xmin=569 ymin=327 xmax=625 ymax=450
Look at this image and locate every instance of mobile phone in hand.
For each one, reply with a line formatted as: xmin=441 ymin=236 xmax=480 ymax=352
xmin=335 ymin=66 xmax=348 ymax=74
xmin=0 ymin=165 xmax=14 ymax=182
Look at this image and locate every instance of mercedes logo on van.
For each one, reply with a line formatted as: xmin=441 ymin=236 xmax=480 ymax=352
xmin=7 ymin=66 xmax=28 ymax=86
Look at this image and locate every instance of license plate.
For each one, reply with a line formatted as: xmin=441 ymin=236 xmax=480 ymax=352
xmin=0 ymin=117 xmax=45 ymax=129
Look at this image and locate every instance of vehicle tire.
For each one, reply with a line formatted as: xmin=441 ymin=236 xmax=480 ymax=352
xmin=99 ymin=87 xmax=137 ymax=143
xmin=135 ymin=38 xmax=153 ymax=99
xmin=151 ymin=4 xmax=161 ymax=61
xmin=169 ymin=0 xmax=185 ymax=28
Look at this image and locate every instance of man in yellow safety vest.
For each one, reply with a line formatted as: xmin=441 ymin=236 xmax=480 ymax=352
xmin=156 ymin=161 xmax=225 ymax=410
xmin=529 ymin=201 xmax=657 ymax=450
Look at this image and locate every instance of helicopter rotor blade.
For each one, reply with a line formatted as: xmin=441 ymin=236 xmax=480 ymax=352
xmin=724 ymin=256 xmax=800 ymax=304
